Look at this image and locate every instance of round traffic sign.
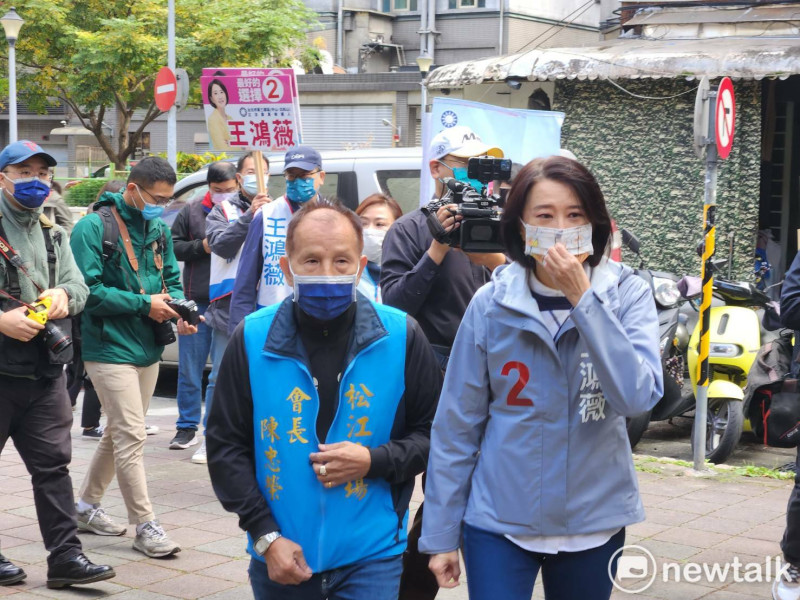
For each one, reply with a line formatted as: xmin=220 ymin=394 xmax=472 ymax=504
xmin=154 ymin=67 xmax=177 ymax=112
xmin=715 ymin=77 xmax=735 ymax=159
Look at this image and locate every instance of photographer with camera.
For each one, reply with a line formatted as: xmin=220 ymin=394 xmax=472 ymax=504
xmin=0 ymin=141 xmax=116 ymax=589
xmin=380 ymin=127 xmax=506 ymax=600
xmin=70 ymin=157 xmax=199 ymax=559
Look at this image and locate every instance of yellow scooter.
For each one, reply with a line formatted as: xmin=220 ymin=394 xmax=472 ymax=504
xmin=683 ymin=277 xmax=780 ymax=464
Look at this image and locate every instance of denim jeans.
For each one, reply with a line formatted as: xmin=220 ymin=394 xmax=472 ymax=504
xmin=205 ymin=327 xmax=230 ymax=430
xmin=176 ymin=302 xmax=212 ymax=431
xmin=462 ymin=524 xmax=626 ymax=600
xmin=248 ymin=554 xmax=402 ymax=600
xmin=781 ymin=447 xmax=800 ymax=565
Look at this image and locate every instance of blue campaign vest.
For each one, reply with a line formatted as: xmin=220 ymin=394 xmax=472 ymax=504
xmin=243 ymin=301 xmax=408 ymax=572
xmin=208 ymin=200 xmax=243 ymax=302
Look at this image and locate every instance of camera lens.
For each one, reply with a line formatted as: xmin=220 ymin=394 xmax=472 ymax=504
xmin=42 ymin=322 xmax=72 ymax=353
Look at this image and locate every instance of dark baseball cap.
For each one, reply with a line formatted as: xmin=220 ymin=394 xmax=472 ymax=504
xmin=284 ymin=146 xmax=322 ymax=172
xmin=0 ymin=140 xmax=57 ymax=170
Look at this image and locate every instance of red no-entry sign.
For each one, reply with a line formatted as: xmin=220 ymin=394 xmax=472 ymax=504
xmin=715 ymin=77 xmax=735 ymax=159
xmin=154 ymin=67 xmax=177 ymax=112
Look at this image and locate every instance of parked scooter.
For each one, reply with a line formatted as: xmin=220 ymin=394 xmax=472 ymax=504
xmin=621 ymin=230 xmax=687 ymax=448
xmin=680 ymin=273 xmax=781 ymax=463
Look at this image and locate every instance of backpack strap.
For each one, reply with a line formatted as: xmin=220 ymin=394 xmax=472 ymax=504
xmin=39 ymin=215 xmax=58 ymax=289
xmin=0 ymin=214 xmax=21 ymax=300
xmin=93 ymin=204 xmax=120 ymax=262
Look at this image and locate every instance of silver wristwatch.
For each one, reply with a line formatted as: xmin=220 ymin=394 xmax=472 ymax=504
xmin=254 ymin=531 xmax=282 ymax=556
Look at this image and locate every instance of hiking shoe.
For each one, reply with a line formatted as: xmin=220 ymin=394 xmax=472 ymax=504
xmin=774 ymin=563 xmax=800 ymax=600
xmin=76 ymin=505 xmax=126 ymax=536
xmin=133 ymin=521 xmax=180 ymax=558
xmin=191 ymin=439 xmax=207 ymax=464
xmin=145 ymin=424 xmax=159 ymax=435
xmin=82 ymin=426 xmax=104 ymax=439
xmin=169 ymin=428 xmax=197 ymax=449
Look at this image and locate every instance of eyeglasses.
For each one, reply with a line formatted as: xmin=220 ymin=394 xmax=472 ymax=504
xmin=285 ymin=169 xmax=320 ymax=182
xmin=136 ymin=185 xmax=173 ymax=206
xmin=3 ymin=167 xmax=52 ymax=180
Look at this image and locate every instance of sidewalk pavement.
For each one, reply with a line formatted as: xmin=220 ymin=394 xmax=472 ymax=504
xmin=0 ymin=393 xmax=794 ymax=599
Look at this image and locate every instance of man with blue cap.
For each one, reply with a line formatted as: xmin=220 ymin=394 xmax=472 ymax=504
xmin=228 ymin=145 xmax=326 ymax=330
xmin=0 ymin=140 xmax=115 ymax=589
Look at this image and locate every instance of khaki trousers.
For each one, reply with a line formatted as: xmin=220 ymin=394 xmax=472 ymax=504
xmin=79 ymin=361 xmax=159 ymax=524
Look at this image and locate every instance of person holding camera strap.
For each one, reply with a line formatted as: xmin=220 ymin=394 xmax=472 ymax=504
xmin=0 ymin=140 xmax=116 ymax=589
xmin=70 ymin=157 xmax=199 ymax=559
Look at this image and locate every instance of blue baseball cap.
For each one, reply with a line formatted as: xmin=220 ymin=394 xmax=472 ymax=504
xmin=0 ymin=140 xmax=57 ymax=171
xmin=284 ymin=146 xmax=322 ymax=172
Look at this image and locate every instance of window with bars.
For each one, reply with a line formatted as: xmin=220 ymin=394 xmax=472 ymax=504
xmin=448 ymin=0 xmax=485 ymax=7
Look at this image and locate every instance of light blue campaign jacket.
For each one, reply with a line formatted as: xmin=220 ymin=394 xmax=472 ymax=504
xmin=419 ymin=259 xmax=663 ymax=554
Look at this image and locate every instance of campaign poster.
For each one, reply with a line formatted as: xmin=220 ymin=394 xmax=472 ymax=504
xmin=201 ymin=68 xmax=303 ymax=152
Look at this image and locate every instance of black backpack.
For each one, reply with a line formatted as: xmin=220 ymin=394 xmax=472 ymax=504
xmin=90 ymin=202 xmax=166 ymax=263
xmin=744 ymin=331 xmax=800 ymax=447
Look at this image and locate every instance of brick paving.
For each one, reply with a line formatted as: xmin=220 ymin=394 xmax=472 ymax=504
xmin=0 ymin=394 xmax=794 ymax=599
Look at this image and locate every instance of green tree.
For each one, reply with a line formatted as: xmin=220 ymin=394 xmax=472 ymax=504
xmin=13 ymin=0 xmax=317 ymax=170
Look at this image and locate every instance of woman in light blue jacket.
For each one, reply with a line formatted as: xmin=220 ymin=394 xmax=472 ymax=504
xmin=419 ymin=156 xmax=663 ymax=600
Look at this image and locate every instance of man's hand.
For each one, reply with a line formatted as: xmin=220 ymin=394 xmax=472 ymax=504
xmin=176 ymin=315 xmax=204 ymax=336
xmin=148 ymin=293 xmax=178 ymax=323
xmin=541 ymin=243 xmax=591 ymax=306
xmin=249 ymin=193 xmax=271 ymax=213
xmin=464 ymin=251 xmax=506 ymax=272
xmin=264 ymin=537 xmax=313 ymax=585
xmin=0 ymin=306 xmax=45 ymax=341
xmin=309 ymin=441 xmax=371 ymax=488
xmin=202 ymin=238 xmax=211 ymax=254
xmin=429 ymin=552 xmax=461 ymax=588
xmin=38 ymin=288 xmax=69 ymax=319
xmin=427 ymin=204 xmax=461 ymax=265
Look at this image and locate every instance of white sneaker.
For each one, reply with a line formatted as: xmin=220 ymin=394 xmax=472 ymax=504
xmin=774 ymin=563 xmax=800 ymax=600
xmin=191 ymin=439 xmax=207 ymax=464
xmin=133 ymin=520 xmax=180 ymax=558
xmin=76 ymin=505 xmax=126 ymax=536
xmin=145 ymin=424 xmax=159 ymax=435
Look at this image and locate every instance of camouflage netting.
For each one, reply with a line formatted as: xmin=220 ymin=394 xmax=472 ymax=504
xmin=554 ymin=78 xmax=761 ymax=280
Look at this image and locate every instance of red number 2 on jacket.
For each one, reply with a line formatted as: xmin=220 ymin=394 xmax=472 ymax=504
xmin=501 ymin=361 xmax=534 ymax=407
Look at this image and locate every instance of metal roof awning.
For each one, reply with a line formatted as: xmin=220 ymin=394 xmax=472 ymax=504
xmin=50 ymin=125 xmax=95 ymax=136
xmin=424 ymin=37 xmax=800 ymax=89
xmin=625 ymin=5 xmax=800 ymax=26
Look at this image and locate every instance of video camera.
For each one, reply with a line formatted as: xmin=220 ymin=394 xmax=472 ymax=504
xmin=423 ymin=156 xmax=512 ymax=253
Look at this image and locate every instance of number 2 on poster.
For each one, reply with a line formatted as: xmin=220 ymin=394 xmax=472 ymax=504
xmin=501 ymin=361 xmax=533 ymax=407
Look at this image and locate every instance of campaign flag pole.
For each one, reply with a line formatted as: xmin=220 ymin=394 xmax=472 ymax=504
xmin=253 ymin=151 xmax=267 ymax=195
xmin=692 ymin=76 xmax=735 ymax=472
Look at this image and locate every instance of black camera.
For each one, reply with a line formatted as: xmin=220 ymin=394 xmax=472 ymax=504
xmin=423 ymin=156 xmax=512 ymax=253
xmin=166 ymin=299 xmax=201 ymax=325
xmin=150 ymin=319 xmax=176 ymax=346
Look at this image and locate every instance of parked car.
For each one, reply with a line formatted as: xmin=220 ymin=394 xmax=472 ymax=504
xmin=159 ymin=146 xmax=424 ymax=367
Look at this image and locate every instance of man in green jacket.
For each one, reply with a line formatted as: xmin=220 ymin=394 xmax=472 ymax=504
xmin=0 ymin=140 xmax=115 ymax=589
xmin=70 ymin=157 xmax=199 ymax=559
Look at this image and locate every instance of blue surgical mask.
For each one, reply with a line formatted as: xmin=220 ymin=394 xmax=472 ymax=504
xmin=291 ymin=267 xmax=359 ymax=321
xmin=285 ymin=177 xmax=317 ymax=203
xmin=10 ymin=177 xmax=51 ymax=209
xmin=451 ymin=166 xmax=485 ymax=194
xmin=135 ymin=186 xmax=165 ymax=221
xmin=242 ymin=174 xmax=267 ymax=197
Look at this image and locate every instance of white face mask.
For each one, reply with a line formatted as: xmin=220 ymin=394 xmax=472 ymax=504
xmin=362 ymin=228 xmax=387 ymax=264
xmin=211 ymin=191 xmax=237 ymax=205
xmin=522 ymin=222 xmax=594 ymax=258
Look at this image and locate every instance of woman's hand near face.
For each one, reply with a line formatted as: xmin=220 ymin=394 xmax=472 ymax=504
xmin=541 ymin=243 xmax=591 ymax=306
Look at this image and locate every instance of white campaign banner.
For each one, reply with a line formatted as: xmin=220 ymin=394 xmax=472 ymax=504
xmin=420 ymin=98 xmax=564 ymax=206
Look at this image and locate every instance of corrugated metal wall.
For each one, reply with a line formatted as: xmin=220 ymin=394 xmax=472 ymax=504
xmin=300 ymin=104 xmax=395 ymax=150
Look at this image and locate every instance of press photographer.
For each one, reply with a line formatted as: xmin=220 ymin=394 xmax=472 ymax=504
xmin=70 ymin=156 xmax=197 ymax=559
xmin=0 ymin=140 xmax=115 ymax=589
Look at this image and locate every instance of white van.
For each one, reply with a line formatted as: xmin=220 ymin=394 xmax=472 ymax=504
xmin=159 ymin=146 xmax=424 ymax=367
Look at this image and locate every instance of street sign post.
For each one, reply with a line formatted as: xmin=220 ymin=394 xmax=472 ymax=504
xmin=692 ymin=77 xmax=735 ymax=472
xmin=154 ymin=66 xmax=177 ymax=113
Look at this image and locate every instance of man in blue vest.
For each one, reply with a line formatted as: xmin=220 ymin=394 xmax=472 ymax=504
xmin=207 ymin=198 xmax=442 ymax=599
